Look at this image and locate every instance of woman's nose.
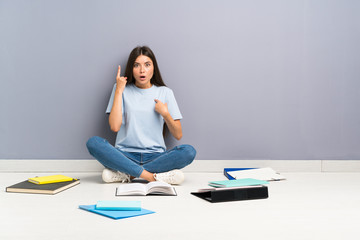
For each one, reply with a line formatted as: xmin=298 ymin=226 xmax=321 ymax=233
xmin=140 ymin=66 xmax=145 ymax=73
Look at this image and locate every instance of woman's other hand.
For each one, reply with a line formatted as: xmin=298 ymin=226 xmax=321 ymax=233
xmin=116 ymin=65 xmax=127 ymax=92
xmin=154 ymin=99 xmax=182 ymax=140
xmin=154 ymin=99 xmax=169 ymax=117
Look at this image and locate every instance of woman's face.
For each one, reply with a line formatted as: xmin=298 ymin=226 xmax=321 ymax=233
xmin=133 ymin=55 xmax=154 ymax=89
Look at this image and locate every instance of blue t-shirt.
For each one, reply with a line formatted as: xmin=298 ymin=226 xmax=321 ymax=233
xmin=106 ymin=84 xmax=182 ymax=153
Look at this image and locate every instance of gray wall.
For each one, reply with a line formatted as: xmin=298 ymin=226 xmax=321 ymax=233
xmin=1 ymin=0 xmax=359 ymax=160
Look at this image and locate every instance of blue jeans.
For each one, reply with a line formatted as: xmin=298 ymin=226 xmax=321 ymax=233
xmin=86 ymin=136 xmax=196 ymax=178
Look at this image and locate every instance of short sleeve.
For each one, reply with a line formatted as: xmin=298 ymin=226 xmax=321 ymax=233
xmin=105 ymin=84 xmax=116 ymax=114
xmin=105 ymin=84 xmax=125 ymax=122
xmin=166 ymin=89 xmax=182 ymax=120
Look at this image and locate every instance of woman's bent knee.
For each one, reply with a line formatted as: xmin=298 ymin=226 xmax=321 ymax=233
xmin=180 ymin=144 xmax=196 ymax=164
xmin=86 ymin=136 xmax=104 ymax=153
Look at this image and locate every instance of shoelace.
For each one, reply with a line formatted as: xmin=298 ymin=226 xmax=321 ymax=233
xmin=155 ymin=172 xmax=175 ymax=183
xmin=112 ymin=172 xmax=130 ymax=183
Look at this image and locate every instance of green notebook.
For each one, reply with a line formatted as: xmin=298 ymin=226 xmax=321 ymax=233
xmin=208 ymin=178 xmax=268 ymax=188
xmin=96 ymin=200 xmax=141 ymax=211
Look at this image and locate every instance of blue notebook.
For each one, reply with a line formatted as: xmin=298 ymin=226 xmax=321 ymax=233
xmin=79 ymin=205 xmax=155 ymax=219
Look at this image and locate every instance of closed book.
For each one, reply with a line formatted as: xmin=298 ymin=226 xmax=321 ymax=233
xmin=6 ymin=179 xmax=80 ymax=195
xmin=208 ymin=178 xmax=268 ymax=188
xmin=191 ymin=185 xmax=269 ymax=203
xmin=226 ymin=167 xmax=286 ymax=181
xmin=224 ymin=168 xmax=256 ymax=180
xmin=28 ymin=175 xmax=74 ymax=184
xmin=96 ymin=201 xmax=141 ymax=211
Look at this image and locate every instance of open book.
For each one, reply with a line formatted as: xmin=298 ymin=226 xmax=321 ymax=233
xmin=116 ymin=181 xmax=177 ymax=196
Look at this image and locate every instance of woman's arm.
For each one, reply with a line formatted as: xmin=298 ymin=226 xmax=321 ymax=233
xmin=109 ymin=66 xmax=127 ymax=132
xmin=154 ymin=99 xmax=182 ymax=140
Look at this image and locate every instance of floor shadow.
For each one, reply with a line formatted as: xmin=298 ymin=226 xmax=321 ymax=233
xmin=78 ymin=174 xmax=103 ymax=184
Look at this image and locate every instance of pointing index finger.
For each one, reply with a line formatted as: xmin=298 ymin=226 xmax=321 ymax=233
xmin=117 ymin=65 xmax=121 ymax=78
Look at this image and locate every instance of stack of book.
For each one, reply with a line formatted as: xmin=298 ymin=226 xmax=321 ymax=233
xmin=79 ymin=200 xmax=155 ymax=220
xmin=191 ymin=168 xmax=285 ymax=203
xmin=5 ymin=175 xmax=80 ymax=195
xmin=191 ymin=178 xmax=269 ymax=203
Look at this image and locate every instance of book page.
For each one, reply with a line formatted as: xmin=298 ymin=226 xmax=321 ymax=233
xmin=146 ymin=181 xmax=176 ymax=195
xmin=116 ymin=183 xmax=147 ymax=196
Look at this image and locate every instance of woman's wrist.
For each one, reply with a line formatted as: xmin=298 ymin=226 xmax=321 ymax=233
xmin=161 ymin=111 xmax=171 ymax=120
xmin=115 ymin=87 xmax=124 ymax=94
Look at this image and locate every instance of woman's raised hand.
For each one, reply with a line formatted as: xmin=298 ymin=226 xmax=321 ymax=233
xmin=116 ymin=65 xmax=127 ymax=92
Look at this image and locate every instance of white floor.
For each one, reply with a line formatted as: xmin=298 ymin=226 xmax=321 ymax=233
xmin=1 ymin=171 xmax=360 ymax=240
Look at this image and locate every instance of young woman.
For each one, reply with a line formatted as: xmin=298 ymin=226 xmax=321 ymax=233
xmin=86 ymin=46 xmax=196 ymax=185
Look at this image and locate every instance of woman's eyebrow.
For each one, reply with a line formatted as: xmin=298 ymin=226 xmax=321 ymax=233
xmin=134 ymin=61 xmax=152 ymax=64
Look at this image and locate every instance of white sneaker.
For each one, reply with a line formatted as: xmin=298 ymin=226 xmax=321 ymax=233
xmin=102 ymin=168 xmax=131 ymax=183
xmin=154 ymin=170 xmax=184 ymax=185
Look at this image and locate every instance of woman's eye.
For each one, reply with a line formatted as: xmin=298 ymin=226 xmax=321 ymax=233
xmin=134 ymin=64 xmax=139 ymax=68
xmin=145 ymin=63 xmax=151 ymax=67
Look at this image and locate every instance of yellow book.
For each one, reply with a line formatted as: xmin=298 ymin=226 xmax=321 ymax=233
xmin=28 ymin=175 xmax=74 ymax=184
